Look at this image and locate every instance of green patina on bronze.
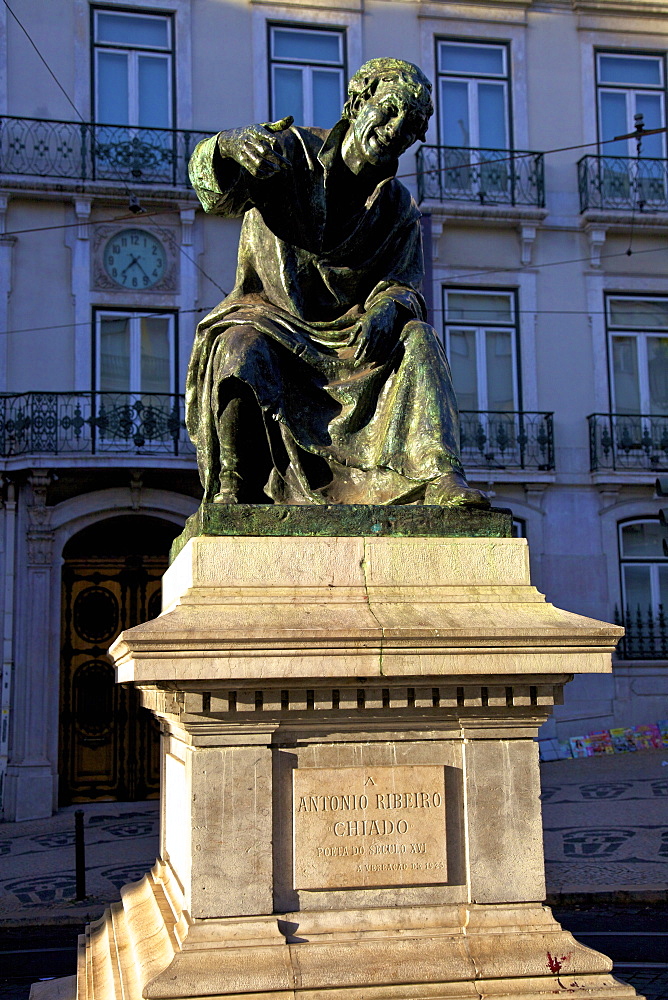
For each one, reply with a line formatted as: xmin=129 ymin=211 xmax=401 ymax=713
xmin=170 ymin=504 xmax=512 ymax=562
xmin=185 ymin=58 xmax=492 ymax=512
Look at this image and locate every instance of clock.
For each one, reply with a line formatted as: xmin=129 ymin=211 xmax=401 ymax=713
xmin=103 ymin=229 xmax=168 ymax=289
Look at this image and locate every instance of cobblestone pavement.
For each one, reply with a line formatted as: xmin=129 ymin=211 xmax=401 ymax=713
xmin=0 ymin=800 xmax=159 ymax=924
xmin=542 ymin=747 xmax=668 ymax=897
xmin=615 ymin=967 xmax=668 ymax=1000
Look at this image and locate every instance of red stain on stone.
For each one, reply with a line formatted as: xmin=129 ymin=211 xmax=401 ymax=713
xmin=547 ymin=952 xmax=571 ymax=974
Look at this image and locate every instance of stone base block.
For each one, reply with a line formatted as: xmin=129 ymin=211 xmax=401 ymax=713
xmin=44 ymin=859 xmax=636 ymax=1000
xmin=32 ymin=533 xmax=641 ymax=1000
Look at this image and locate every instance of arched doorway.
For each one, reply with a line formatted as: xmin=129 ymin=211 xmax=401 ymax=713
xmin=59 ymin=515 xmax=180 ymax=805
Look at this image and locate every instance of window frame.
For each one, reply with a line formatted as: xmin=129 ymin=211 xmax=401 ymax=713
xmin=442 ymin=286 xmax=522 ymax=413
xmin=435 ymin=37 xmax=513 ymax=151
xmin=511 ymin=517 xmax=526 ymax=539
xmin=91 ymin=6 xmax=176 ymax=128
xmin=605 ymin=293 xmax=668 ymax=415
xmin=92 ymin=306 xmax=178 ymax=397
xmin=267 ymin=21 xmax=346 ymax=128
xmin=617 ymin=517 xmax=668 ymax=616
xmin=595 ymin=48 xmax=667 ymax=159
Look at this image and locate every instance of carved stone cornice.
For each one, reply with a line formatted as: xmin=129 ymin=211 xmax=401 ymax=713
xmin=573 ymin=0 xmax=668 ymax=18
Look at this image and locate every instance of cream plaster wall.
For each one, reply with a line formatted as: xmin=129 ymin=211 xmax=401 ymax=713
xmin=5 ymin=0 xmax=77 ymax=119
xmin=6 ymin=201 xmax=75 ymax=391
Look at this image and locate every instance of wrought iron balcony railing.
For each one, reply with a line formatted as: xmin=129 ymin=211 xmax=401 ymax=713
xmin=588 ymin=413 xmax=668 ymax=471
xmin=614 ymin=604 xmax=668 ymax=660
xmin=0 ymin=392 xmax=194 ymax=457
xmin=0 ymin=116 xmax=210 ymax=186
xmin=578 ymin=154 xmax=668 ymax=212
xmin=459 ymin=411 xmax=554 ymax=471
xmin=416 ymin=145 xmax=545 ymax=207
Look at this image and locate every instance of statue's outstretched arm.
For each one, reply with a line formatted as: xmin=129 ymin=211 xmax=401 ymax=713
xmin=188 ymin=118 xmax=293 ymax=218
xmin=217 ymin=117 xmax=293 ymax=178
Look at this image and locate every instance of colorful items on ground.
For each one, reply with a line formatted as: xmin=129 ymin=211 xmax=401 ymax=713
xmin=539 ymin=720 xmax=668 ymax=760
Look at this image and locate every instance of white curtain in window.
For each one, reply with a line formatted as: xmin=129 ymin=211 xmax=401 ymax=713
xmin=449 ymin=329 xmax=478 ymax=410
xmin=612 ymin=336 xmax=640 ymax=414
xmin=648 ymin=337 xmax=668 ymax=415
xmin=141 ymin=317 xmax=171 ymax=394
xmin=100 ymin=318 xmax=130 ymax=392
xmin=485 ymin=329 xmax=514 ymax=411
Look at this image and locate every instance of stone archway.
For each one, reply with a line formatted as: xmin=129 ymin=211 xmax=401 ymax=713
xmin=58 ymin=515 xmax=179 ymax=805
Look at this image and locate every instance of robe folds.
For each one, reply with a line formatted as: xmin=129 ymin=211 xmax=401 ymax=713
xmin=186 ymin=120 xmax=463 ymax=505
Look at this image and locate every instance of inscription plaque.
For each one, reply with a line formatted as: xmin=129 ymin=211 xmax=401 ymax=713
xmin=293 ymin=764 xmax=447 ymax=889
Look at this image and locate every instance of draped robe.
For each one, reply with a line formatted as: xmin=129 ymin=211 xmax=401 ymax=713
xmin=186 ymin=121 xmax=463 ymax=504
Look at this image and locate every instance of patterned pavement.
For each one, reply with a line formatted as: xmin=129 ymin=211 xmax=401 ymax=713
xmin=0 ymin=801 xmax=159 ymax=924
xmin=542 ymin=747 xmax=668 ymax=896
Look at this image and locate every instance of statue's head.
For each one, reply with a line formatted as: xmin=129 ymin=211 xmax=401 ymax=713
xmin=341 ymin=59 xmax=433 ymax=169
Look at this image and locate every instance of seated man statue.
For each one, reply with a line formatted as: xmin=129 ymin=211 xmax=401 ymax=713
xmin=186 ymin=57 xmax=488 ymax=508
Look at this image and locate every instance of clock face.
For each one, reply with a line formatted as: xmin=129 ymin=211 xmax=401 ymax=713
xmin=103 ymin=229 xmax=167 ymax=289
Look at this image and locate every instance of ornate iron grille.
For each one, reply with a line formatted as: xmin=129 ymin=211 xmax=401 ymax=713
xmin=0 ymin=116 xmax=210 ymax=186
xmin=0 ymin=392 xmax=194 ymax=457
xmin=588 ymin=413 xmax=668 ymax=471
xmin=614 ymin=603 xmax=668 ymax=660
xmin=416 ymin=145 xmax=545 ymax=207
xmin=459 ymin=411 xmax=554 ymax=470
xmin=578 ymin=155 xmax=668 ymax=212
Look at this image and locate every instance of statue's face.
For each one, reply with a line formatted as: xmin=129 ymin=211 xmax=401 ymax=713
xmin=347 ymin=80 xmax=425 ymax=169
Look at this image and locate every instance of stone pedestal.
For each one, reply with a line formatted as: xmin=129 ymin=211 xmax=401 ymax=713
xmin=39 ymin=518 xmax=640 ymax=1000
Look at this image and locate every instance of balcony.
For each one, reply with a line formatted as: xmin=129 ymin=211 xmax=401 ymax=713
xmin=0 ymin=117 xmax=210 ymax=187
xmin=416 ymin=145 xmax=545 ymax=207
xmin=588 ymin=413 xmax=668 ymax=472
xmin=0 ymin=392 xmax=194 ymax=458
xmin=614 ymin=604 xmax=668 ymax=661
xmin=459 ymin=411 xmax=554 ymax=471
xmin=578 ymin=155 xmax=668 ymax=213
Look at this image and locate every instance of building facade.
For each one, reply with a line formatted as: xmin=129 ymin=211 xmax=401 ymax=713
xmin=1 ymin=0 xmax=667 ymax=820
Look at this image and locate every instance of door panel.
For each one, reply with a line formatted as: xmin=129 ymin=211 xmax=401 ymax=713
xmin=59 ymin=555 xmax=164 ymax=804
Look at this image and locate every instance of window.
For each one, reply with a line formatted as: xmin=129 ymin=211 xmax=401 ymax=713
xmin=512 ymin=518 xmax=525 ymax=538
xmin=444 ymin=289 xmax=527 ymax=468
xmin=596 ymin=52 xmax=666 ymax=204
xmin=619 ymin=519 xmax=668 ymax=613
xmin=444 ymin=289 xmax=519 ymax=412
xmin=93 ymin=9 xmax=174 ymax=182
xmin=269 ymin=25 xmax=345 ymax=129
xmin=436 ymin=40 xmax=510 ymax=199
xmin=607 ymin=296 xmax=668 ymax=416
xmin=94 ymin=9 xmax=173 ymax=128
xmin=618 ymin=518 xmax=668 ymax=657
xmin=95 ymin=310 xmax=176 ymax=397
xmin=93 ymin=309 xmax=181 ymax=453
xmin=437 ymin=40 xmax=510 ymax=150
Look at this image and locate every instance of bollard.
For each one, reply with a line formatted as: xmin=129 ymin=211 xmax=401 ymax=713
xmin=75 ymin=809 xmax=86 ymax=900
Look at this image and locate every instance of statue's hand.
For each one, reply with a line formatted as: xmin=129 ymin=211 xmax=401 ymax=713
xmin=353 ymin=298 xmax=398 ymax=363
xmin=217 ymin=117 xmax=294 ymax=179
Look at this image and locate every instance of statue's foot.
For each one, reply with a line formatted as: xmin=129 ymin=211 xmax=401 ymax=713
xmin=212 ymin=490 xmax=239 ymax=504
xmin=212 ymin=471 xmax=241 ymax=504
xmin=425 ymin=469 xmax=490 ymax=509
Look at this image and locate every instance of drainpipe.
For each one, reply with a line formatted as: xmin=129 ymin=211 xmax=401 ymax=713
xmin=0 ymin=478 xmax=16 ymax=815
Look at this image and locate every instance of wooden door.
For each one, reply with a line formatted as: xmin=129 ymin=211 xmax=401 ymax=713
xmin=59 ymin=554 xmax=164 ymax=804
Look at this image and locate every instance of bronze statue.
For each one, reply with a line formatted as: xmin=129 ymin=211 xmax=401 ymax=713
xmin=186 ymin=58 xmax=488 ymax=508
